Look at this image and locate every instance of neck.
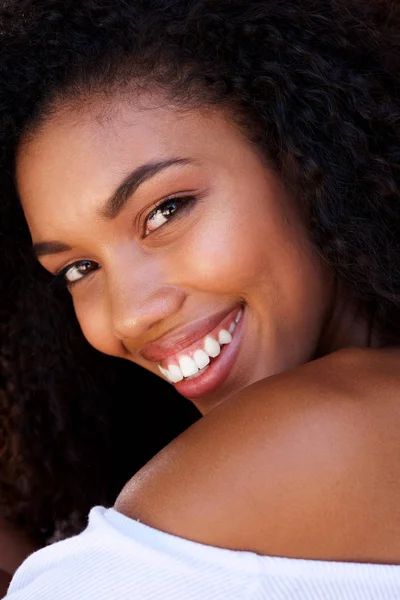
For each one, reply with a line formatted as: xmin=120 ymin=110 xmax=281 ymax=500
xmin=316 ymin=283 xmax=381 ymax=357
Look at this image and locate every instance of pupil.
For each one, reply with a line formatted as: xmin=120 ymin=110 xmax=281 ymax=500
xmin=80 ymin=261 xmax=91 ymax=271
xmin=163 ymin=200 xmax=176 ymax=216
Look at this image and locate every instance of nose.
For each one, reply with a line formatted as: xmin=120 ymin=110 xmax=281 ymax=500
xmin=108 ymin=257 xmax=186 ymax=344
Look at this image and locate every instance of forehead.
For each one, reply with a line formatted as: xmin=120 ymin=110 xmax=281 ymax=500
xmin=17 ymin=97 xmax=200 ymax=191
xmin=15 ymin=96 xmax=245 ymax=234
xmin=17 ymin=95 xmax=236 ymax=178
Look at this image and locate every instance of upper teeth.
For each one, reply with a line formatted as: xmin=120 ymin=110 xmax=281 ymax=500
xmin=179 ymin=355 xmax=199 ymax=378
xmin=218 ymin=329 xmax=232 ymax=345
xmin=158 ymin=309 xmax=243 ymax=383
xmin=193 ymin=349 xmax=210 ymax=369
xmin=204 ymin=335 xmax=221 ymax=358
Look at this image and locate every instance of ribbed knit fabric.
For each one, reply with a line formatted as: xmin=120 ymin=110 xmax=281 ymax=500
xmin=5 ymin=506 xmax=400 ymax=599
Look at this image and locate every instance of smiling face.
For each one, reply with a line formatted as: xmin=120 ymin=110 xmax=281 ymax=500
xmin=16 ymin=95 xmax=333 ymax=413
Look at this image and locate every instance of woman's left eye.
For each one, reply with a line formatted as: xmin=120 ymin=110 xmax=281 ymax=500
xmin=55 ymin=259 xmax=100 ymax=289
xmin=144 ymin=196 xmax=195 ymax=236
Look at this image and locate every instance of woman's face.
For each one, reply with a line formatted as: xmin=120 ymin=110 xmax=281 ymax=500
xmin=17 ymin=96 xmax=332 ymax=414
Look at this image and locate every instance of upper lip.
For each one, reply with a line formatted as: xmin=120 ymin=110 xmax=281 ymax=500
xmin=140 ymin=305 xmax=239 ymax=363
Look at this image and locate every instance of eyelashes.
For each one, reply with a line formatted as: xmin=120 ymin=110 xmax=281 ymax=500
xmin=144 ymin=195 xmax=195 ymax=236
xmin=53 ymin=194 xmax=197 ymax=288
xmin=53 ymin=259 xmax=100 ymax=289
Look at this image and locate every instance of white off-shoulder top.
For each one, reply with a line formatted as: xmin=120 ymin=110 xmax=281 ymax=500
xmin=5 ymin=506 xmax=400 ymax=599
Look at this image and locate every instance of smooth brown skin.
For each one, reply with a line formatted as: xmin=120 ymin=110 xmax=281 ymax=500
xmin=116 ymin=347 xmax=400 ymax=564
xmin=17 ymin=95 xmax=367 ymax=415
xmin=16 ymin=93 xmax=400 ymax=564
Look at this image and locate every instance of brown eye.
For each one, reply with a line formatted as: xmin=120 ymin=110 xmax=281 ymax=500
xmin=62 ymin=260 xmax=100 ymax=285
xmin=145 ymin=196 xmax=195 ymax=236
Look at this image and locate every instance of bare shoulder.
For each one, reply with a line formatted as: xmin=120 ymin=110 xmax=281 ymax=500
xmin=116 ymin=347 xmax=400 ymax=563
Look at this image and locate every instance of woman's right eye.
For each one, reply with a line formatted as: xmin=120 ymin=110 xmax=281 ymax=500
xmin=58 ymin=260 xmax=100 ymax=287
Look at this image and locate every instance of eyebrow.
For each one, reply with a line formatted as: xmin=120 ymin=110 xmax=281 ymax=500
xmin=33 ymin=157 xmax=193 ymax=259
xmin=99 ymin=157 xmax=193 ymax=220
xmin=33 ymin=240 xmax=72 ymax=259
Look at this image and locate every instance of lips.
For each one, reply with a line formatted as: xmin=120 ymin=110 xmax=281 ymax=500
xmin=174 ymin=307 xmax=245 ymax=400
xmin=157 ymin=307 xmax=243 ymax=383
xmin=140 ymin=304 xmax=245 ymax=400
xmin=140 ymin=305 xmax=242 ymax=362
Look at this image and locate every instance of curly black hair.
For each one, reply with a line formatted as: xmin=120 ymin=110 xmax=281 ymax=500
xmin=1 ymin=0 xmax=400 ymax=545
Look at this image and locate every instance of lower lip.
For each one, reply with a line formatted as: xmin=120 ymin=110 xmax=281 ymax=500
xmin=173 ymin=307 xmax=245 ymax=400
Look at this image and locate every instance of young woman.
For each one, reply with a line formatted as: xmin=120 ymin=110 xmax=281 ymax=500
xmin=1 ymin=0 xmax=400 ymax=597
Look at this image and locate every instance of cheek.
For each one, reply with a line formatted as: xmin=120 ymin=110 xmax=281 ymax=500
xmin=175 ymin=201 xmax=329 ymax=336
xmin=73 ymin=296 xmax=122 ymax=358
xmin=176 ymin=210 xmax=264 ymax=294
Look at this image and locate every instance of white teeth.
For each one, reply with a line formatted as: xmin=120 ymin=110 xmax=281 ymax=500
xmin=193 ymin=349 xmax=210 ymax=370
xmin=204 ymin=335 xmax=221 ymax=358
xmin=235 ymin=309 xmax=243 ymax=324
xmin=158 ymin=310 xmax=244 ymax=383
xmin=158 ymin=365 xmax=173 ymax=382
xmin=168 ymin=364 xmax=184 ymax=383
xmin=218 ymin=329 xmax=232 ymax=345
xmin=179 ymin=355 xmax=199 ymax=378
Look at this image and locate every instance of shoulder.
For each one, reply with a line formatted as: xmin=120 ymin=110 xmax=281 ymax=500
xmin=116 ymin=347 xmax=400 ymax=562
